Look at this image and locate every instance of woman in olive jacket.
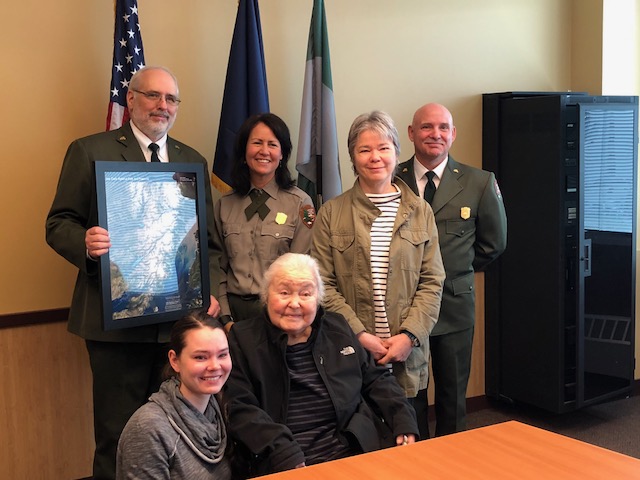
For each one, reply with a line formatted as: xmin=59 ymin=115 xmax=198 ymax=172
xmin=311 ymin=111 xmax=445 ymax=439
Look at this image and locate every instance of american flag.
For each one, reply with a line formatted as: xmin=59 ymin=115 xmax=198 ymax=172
xmin=106 ymin=0 xmax=146 ymax=131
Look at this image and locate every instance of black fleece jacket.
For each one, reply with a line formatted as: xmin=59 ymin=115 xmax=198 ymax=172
xmin=224 ymin=308 xmax=419 ymax=477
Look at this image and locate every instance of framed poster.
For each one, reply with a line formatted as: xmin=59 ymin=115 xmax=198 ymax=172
xmin=94 ymin=161 xmax=210 ymax=330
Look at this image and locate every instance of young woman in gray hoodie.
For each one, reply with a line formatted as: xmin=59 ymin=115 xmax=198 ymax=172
xmin=116 ymin=312 xmax=232 ymax=479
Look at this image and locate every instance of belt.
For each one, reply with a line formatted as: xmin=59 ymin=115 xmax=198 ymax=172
xmin=229 ymin=293 xmax=260 ymax=301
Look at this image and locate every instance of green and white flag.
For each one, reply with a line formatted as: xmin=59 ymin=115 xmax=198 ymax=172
xmin=296 ymin=0 xmax=341 ymax=208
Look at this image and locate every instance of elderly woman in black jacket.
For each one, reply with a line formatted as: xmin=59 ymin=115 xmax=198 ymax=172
xmin=224 ymin=253 xmax=418 ymax=478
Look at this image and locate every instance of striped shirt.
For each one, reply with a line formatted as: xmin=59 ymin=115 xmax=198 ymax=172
xmin=285 ymin=333 xmax=353 ymax=465
xmin=366 ymin=187 xmax=401 ymax=343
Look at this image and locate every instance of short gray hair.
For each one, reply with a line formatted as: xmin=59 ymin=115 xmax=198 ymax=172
xmin=347 ymin=110 xmax=401 ymax=163
xmin=261 ymin=253 xmax=325 ymax=306
xmin=129 ymin=66 xmax=179 ymax=94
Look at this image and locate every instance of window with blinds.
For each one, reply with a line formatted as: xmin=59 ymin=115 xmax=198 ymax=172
xmin=580 ymin=105 xmax=637 ymax=234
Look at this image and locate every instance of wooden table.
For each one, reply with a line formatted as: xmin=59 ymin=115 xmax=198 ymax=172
xmin=256 ymin=421 xmax=640 ymax=479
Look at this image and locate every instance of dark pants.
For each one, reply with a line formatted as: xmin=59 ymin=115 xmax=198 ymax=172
xmin=228 ymin=293 xmax=262 ymax=322
xmin=407 ymin=388 xmax=430 ymax=440
xmin=429 ymin=327 xmax=474 ymax=436
xmin=85 ymin=340 xmax=168 ymax=480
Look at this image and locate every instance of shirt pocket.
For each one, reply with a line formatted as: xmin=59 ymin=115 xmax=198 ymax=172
xmin=261 ymin=223 xmax=295 ymax=257
xmin=329 ymin=233 xmax=355 ymax=278
xmin=329 ymin=233 xmax=355 ymax=252
xmin=445 ymin=218 xmax=476 ymax=238
xmin=222 ymin=222 xmax=244 ymax=258
xmin=398 ymin=227 xmax=431 ymax=273
xmin=451 ymin=271 xmax=474 ymax=296
xmin=398 ymin=226 xmax=431 ymax=246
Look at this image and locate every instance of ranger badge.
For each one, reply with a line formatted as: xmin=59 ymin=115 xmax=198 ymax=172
xmin=275 ymin=212 xmax=287 ymax=225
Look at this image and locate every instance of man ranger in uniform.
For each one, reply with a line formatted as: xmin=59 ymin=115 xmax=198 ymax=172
xmin=397 ymin=103 xmax=507 ymax=436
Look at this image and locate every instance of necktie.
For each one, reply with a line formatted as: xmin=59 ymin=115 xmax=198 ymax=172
xmin=424 ymin=171 xmax=436 ymax=204
xmin=149 ymin=143 xmax=161 ymax=162
xmin=245 ymin=189 xmax=271 ymax=220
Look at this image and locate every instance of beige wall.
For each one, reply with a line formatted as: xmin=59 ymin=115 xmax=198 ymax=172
xmin=571 ymin=0 xmax=604 ymax=95
xmin=2 ymin=0 xmax=575 ymax=315
xmin=1 ymin=0 xmax=637 ymax=478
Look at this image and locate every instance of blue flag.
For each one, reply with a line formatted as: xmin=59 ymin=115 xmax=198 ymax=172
xmin=212 ymin=0 xmax=269 ymax=193
xmin=296 ymin=0 xmax=341 ymax=208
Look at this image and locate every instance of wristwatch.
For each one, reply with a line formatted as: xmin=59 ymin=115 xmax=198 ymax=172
xmin=219 ymin=315 xmax=235 ymax=326
xmin=401 ymin=330 xmax=420 ymax=347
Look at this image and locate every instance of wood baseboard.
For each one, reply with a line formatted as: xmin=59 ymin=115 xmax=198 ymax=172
xmin=0 ymin=308 xmax=69 ymax=329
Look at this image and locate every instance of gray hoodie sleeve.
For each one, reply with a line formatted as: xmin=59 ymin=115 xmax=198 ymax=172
xmin=116 ymin=404 xmax=177 ymax=480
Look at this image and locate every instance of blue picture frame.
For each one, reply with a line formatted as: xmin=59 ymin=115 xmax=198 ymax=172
xmin=94 ymin=161 xmax=210 ymax=330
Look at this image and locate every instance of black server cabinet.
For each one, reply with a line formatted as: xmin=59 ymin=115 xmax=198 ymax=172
xmin=483 ymin=92 xmax=637 ymax=413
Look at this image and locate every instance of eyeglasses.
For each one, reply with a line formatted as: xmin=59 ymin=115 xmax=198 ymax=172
xmin=131 ymin=89 xmax=181 ymax=106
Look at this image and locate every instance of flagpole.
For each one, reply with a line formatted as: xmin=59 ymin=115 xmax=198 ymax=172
xmin=316 ymin=153 xmax=323 ymax=207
